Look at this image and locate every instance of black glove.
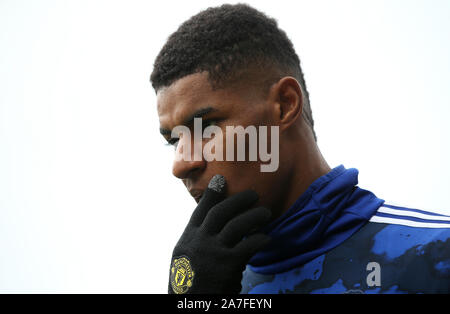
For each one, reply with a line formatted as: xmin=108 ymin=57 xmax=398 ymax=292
xmin=168 ymin=175 xmax=272 ymax=294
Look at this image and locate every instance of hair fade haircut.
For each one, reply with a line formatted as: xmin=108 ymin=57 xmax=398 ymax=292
xmin=150 ymin=3 xmax=316 ymax=141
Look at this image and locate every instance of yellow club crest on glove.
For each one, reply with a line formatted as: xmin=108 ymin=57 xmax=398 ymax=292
xmin=170 ymin=256 xmax=195 ymax=294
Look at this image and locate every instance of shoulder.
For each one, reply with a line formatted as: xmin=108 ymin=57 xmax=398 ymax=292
xmin=363 ymin=203 xmax=450 ymax=292
xmin=369 ymin=203 xmax=450 ymax=229
xmin=367 ymin=203 xmax=450 ymax=262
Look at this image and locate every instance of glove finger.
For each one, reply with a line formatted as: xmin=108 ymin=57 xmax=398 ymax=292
xmin=188 ymin=174 xmax=227 ymax=227
xmin=219 ymin=207 xmax=272 ymax=247
xmin=233 ymin=233 xmax=271 ymax=261
xmin=202 ymin=189 xmax=259 ymax=234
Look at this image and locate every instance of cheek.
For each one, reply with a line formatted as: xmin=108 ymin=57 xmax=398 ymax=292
xmin=205 ymin=159 xmax=262 ymax=195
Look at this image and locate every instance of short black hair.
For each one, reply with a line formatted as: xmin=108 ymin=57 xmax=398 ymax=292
xmin=150 ymin=3 xmax=316 ymax=141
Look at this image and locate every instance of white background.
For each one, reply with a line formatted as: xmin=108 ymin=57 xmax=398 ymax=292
xmin=1 ymin=0 xmax=449 ymax=293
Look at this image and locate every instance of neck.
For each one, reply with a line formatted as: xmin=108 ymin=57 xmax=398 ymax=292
xmin=274 ymin=129 xmax=331 ymax=219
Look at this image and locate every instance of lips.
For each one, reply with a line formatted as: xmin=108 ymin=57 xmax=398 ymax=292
xmin=189 ymin=189 xmax=204 ymax=203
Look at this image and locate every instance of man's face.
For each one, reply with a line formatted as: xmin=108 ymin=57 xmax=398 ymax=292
xmin=157 ymin=72 xmax=285 ymax=211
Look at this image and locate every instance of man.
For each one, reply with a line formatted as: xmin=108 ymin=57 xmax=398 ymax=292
xmin=151 ymin=4 xmax=450 ymax=294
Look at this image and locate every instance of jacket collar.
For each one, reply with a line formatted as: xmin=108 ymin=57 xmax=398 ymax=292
xmin=248 ymin=165 xmax=384 ymax=274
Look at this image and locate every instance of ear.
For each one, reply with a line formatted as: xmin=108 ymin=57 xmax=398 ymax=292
xmin=270 ymin=77 xmax=303 ymax=132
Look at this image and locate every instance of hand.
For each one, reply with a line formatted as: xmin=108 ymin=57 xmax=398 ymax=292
xmin=168 ymin=175 xmax=271 ymax=294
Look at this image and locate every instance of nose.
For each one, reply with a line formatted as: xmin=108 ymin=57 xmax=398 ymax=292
xmin=172 ymin=135 xmax=206 ymax=179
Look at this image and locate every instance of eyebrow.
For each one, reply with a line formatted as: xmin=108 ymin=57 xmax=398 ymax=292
xmin=159 ymin=106 xmax=217 ymax=136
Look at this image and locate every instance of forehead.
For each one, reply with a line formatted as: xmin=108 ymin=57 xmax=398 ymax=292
xmin=156 ymin=71 xmax=270 ymax=134
xmin=157 ymin=72 xmax=247 ymax=131
xmin=157 ymin=72 xmax=212 ymax=125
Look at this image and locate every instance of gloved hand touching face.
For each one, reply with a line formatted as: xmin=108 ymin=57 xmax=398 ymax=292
xmin=168 ymin=175 xmax=272 ymax=294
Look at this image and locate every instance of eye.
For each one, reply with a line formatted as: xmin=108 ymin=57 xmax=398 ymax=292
xmin=202 ymin=119 xmax=219 ymax=130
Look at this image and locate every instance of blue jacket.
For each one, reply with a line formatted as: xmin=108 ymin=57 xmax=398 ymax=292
xmin=241 ymin=165 xmax=450 ymax=293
